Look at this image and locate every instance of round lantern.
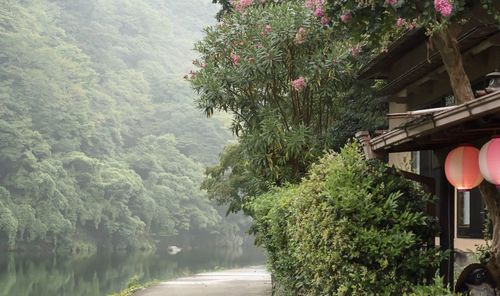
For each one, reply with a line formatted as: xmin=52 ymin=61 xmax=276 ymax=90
xmin=445 ymin=145 xmax=483 ymax=191
xmin=479 ymin=137 xmax=500 ymax=187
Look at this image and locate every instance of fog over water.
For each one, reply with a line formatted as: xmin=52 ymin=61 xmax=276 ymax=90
xmin=0 ymin=244 xmax=265 ymax=296
xmin=0 ymin=1 xmax=263 ymax=295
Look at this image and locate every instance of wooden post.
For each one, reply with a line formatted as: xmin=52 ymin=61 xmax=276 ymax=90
xmin=355 ymin=131 xmax=383 ymax=160
xmin=436 ymin=150 xmax=455 ymax=288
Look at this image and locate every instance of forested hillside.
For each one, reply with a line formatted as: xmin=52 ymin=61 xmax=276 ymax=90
xmin=0 ymin=0 xmax=235 ymax=252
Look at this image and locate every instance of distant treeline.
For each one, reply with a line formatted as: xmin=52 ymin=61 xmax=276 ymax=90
xmin=0 ymin=0 xmax=239 ymax=252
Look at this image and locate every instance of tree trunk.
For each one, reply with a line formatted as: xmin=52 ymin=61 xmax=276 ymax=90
xmin=431 ymin=28 xmax=475 ymax=104
xmin=433 ymin=28 xmax=500 ymax=285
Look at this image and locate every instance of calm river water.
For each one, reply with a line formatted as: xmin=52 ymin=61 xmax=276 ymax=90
xmin=0 ymin=243 xmax=266 ymax=296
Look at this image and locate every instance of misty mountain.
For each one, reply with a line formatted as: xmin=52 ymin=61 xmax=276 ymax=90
xmin=0 ymin=0 xmax=237 ymax=252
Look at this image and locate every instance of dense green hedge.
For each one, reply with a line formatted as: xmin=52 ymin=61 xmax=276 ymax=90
xmin=249 ymin=143 xmax=446 ymax=295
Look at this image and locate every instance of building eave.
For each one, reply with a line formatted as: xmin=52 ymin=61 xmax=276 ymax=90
xmin=370 ymin=91 xmax=500 ymax=152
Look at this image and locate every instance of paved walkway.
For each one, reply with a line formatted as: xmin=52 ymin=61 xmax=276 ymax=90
xmin=134 ymin=266 xmax=272 ymax=296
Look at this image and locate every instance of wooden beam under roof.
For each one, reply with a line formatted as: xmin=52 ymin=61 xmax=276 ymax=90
xmin=369 ymin=91 xmax=500 ymax=153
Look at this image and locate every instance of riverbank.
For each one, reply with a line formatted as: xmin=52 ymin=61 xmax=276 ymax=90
xmin=134 ymin=266 xmax=272 ymax=296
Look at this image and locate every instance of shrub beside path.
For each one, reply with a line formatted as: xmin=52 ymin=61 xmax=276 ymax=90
xmin=134 ymin=266 xmax=272 ymax=296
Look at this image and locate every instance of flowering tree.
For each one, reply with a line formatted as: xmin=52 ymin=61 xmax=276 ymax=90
xmin=189 ymin=1 xmax=385 ymax=211
xmin=212 ymin=0 xmax=498 ymax=102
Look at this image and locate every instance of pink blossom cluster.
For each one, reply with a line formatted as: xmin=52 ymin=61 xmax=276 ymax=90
xmin=192 ymin=59 xmax=207 ymax=68
xmin=292 ymin=77 xmax=306 ymax=92
xmin=231 ymin=0 xmax=253 ymax=12
xmin=314 ymin=7 xmax=324 ymax=17
xmin=294 ymin=27 xmax=307 ymax=44
xmin=434 ymin=0 xmax=453 ymax=17
xmin=304 ymin=0 xmax=324 ymax=10
xmin=349 ymin=45 xmax=361 ymax=57
xmin=184 ymin=70 xmax=196 ymax=80
xmin=320 ymin=16 xmax=330 ymax=25
xmin=395 ymin=17 xmax=415 ymax=30
xmin=231 ymin=53 xmax=240 ymax=65
xmin=340 ymin=12 xmax=352 ymax=23
xmin=264 ymin=24 xmax=272 ymax=34
xmin=385 ymin=0 xmax=397 ymax=5
xmin=304 ymin=0 xmax=329 ymax=25
xmin=396 ymin=17 xmax=405 ymax=27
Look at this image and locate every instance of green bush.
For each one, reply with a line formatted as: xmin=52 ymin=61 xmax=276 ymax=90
xmin=108 ymin=276 xmax=158 ymax=296
xmin=249 ymin=143 xmax=443 ymax=295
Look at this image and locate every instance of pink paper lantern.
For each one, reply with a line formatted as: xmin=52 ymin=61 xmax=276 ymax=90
xmin=479 ymin=137 xmax=500 ymax=187
xmin=445 ymin=145 xmax=483 ymax=191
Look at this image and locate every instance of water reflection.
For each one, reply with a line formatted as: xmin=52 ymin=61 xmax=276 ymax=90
xmin=0 ymin=244 xmax=265 ymax=296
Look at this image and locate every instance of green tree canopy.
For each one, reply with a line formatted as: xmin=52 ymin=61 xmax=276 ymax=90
xmin=191 ymin=1 xmax=386 ymax=212
xmin=0 ymin=0 xmax=240 ymax=252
